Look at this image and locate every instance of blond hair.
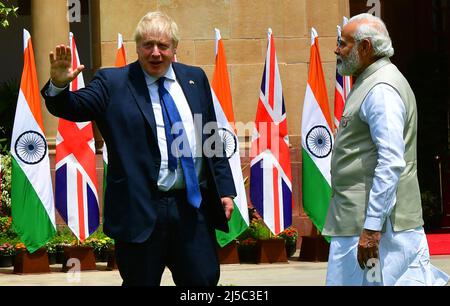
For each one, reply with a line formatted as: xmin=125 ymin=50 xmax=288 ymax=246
xmin=134 ymin=11 xmax=179 ymax=46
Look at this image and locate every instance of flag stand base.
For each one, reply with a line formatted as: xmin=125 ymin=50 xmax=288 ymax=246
xmin=256 ymin=238 xmax=288 ymax=263
xmin=13 ymin=248 xmax=50 ymax=274
xmin=298 ymin=236 xmax=329 ymax=262
xmin=62 ymin=245 xmax=97 ymax=272
xmin=217 ymin=240 xmax=240 ymax=264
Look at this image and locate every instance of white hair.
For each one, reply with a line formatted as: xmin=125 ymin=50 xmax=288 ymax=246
xmin=349 ymin=13 xmax=394 ymax=58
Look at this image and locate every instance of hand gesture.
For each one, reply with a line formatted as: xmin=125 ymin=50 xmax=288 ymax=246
xmin=49 ymin=44 xmax=85 ymax=88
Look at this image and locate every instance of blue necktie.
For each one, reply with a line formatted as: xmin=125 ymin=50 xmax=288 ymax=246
xmin=157 ymin=77 xmax=202 ymax=208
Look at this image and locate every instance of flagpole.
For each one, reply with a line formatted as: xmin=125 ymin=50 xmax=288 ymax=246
xmin=435 ymin=155 xmax=444 ymax=215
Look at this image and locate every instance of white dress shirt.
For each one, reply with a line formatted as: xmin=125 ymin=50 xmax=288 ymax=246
xmin=326 ymin=84 xmax=449 ymax=286
xmin=143 ymin=65 xmax=205 ymax=191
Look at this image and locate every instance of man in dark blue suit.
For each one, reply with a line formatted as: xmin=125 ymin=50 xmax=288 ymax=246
xmin=42 ymin=11 xmax=236 ymax=286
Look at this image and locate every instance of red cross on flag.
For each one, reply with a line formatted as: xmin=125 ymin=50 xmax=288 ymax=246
xmin=55 ymin=32 xmax=99 ymax=242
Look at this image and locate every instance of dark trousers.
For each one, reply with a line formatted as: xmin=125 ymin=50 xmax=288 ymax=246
xmin=114 ymin=190 xmax=220 ymax=286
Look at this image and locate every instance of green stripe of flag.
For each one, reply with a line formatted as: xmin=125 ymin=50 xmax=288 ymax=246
xmin=11 ymin=158 xmax=56 ymax=253
xmin=302 ymin=149 xmax=331 ymax=242
xmin=216 ymin=201 xmax=248 ymax=247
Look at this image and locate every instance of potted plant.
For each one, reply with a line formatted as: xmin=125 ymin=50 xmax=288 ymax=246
xmin=85 ymin=236 xmax=114 ymax=262
xmin=237 ymin=211 xmax=287 ymax=263
xmin=0 ymin=216 xmax=12 ymax=235
xmin=276 ymin=226 xmax=298 ymax=257
xmin=46 ymin=226 xmax=75 ymax=264
xmin=0 ymin=241 xmax=15 ymax=267
xmin=236 ymin=237 xmax=257 ymax=263
xmin=82 ymin=225 xmax=114 ymax=263
xmin=0 ymin=216 xmax=18 ymax=267
xmin=0 ymin=154 xmax=12 ymax=216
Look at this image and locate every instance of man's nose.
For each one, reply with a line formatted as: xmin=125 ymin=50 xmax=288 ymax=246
xmin=151 ymin=46 xmax=161 ymax=56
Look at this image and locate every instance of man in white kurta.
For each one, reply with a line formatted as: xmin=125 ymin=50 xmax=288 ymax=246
xmin=323 ymin=13 xmax=449 ymax=286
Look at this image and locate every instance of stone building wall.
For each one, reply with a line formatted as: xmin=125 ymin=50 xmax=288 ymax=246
xmin=96 ymin=0 xmax=349 ymax=146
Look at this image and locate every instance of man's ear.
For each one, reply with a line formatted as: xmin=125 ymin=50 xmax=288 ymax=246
xmin=359 ymin=38 xmax=373 ymax=57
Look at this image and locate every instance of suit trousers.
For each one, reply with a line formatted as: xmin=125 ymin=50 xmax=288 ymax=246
xmin=114 ymin=190 xmax=220 ymax=286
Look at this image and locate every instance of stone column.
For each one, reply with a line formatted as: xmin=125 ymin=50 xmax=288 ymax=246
xmin=31 ymin=0 xmax=69 ymax=150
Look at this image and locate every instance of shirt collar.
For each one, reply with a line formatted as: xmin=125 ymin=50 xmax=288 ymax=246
xmin=143 ymin=64 xmax=176 ymax=86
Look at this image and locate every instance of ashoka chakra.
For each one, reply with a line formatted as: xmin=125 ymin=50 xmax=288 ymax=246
xmin=15 ymin=131 xmax=47 ymax=165
xmin=306 ymin=125 xmax=332 ymax=158
xmin=218 ymin=128 xmax=237 ymax=159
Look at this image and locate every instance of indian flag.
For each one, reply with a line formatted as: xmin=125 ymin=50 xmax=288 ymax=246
xmin=115 ymin=33 xmax=127 ymax=67
xmin=11 ymin=29 xmax=56 ymax=253
xmin=212 ymin=28 xmax=249 ymax=247
xmin=301 ymin=28 xmax=333 ymax=238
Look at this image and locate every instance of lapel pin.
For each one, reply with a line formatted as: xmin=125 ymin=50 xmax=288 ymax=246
xmin=189 ymin=80 xmax=195 ymax=85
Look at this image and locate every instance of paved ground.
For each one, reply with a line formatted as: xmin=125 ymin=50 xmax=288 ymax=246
xmin=1 ymin=254 xmax=449 ymax=286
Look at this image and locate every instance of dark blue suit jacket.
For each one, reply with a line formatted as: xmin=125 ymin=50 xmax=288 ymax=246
xmin=42 ymin=61 xmax=236 ymax=243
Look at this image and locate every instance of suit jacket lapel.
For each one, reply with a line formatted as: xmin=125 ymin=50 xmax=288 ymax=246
xmin=172 ymin=63 xmax=202 ymax=116
xmin=127 ymin=61 xmax=158 ymax=140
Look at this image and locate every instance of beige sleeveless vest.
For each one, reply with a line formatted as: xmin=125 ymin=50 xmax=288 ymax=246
xmin=322 ymin=57 xmax=423 ymax=236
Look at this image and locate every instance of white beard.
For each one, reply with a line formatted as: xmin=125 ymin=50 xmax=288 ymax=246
xmin=337 ymin=46 xmax=360 ymax=76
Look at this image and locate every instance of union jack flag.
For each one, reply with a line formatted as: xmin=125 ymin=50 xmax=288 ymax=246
xmin=334 ymin=21 xmax=352 ymax=129
xmin=250 ymin=29 xmax=293 ymax=235
xmin=55 ymin=32 xmax=99 ymax=242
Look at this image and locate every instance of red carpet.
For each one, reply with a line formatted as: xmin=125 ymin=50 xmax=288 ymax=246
xmin=426 ymin=233 xmax=450 ymax=255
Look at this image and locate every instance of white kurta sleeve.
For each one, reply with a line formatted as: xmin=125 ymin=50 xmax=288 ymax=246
xmin=359 ymin=84 xmax=407 ymax=231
